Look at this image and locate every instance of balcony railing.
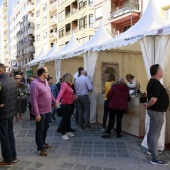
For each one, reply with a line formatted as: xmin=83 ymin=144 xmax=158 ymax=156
xmin=110 ymin=3 xmax=140 ymax=19
xmin=50 ymin=2 xmax=57 ymax=12
xmin=50 ymin=17 xmax=57 ymax=25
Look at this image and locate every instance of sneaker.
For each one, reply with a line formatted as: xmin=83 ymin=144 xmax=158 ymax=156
xmin=66 ymin=132 xmax=75 ymax=137
xmin=147 ymin=150 xmax=162 ymax=155
xmin=12 ymin=157 xmax=18 ymax=163
xmin=100 ymin=128 xmax=105 ymax=133
xmin=62 ymin=134 xmax=69 ymax=140
xmin=0 ymin=161 xmax=13 ymax=167
xmin=44 ymin=143 xmax=51 ymax=149
xmin=101 ymin=133 xmax=111 ymax=138
xmin=38 ymin=149 xmax=47 ymax=157
xmin=150 ymin=159 xmax=169 ymax=166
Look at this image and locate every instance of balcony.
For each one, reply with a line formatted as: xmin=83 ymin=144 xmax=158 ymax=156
xmin=50 ymin=17 xmax=57 ymax=26
xmin=3 ymin=19 xmax=7 ymax=26
xmin=28 ymin=4 xmax=34 ymax=13
xmin=28 ymin=28 xmax=34 ymax=35
xmin=50 ymin=32 xmax=57 ymax=41
xmin=50 ymin=2 xmax=57 ymax=13
xmin=110 ymin=2 xmax=140 ymax=24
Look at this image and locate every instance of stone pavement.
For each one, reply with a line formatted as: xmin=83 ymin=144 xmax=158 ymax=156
xmin=0 ymin=111 xmax=170 ymax=170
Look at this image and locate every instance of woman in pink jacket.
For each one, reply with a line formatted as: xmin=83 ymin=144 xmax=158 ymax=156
xmin=56 ymin=73 xmax=77 ymax=140
xmin=102 ymin=77 xmax=131 ymax=138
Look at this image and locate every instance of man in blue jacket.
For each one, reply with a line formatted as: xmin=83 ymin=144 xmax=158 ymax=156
xmin=0 ymin=63 xmax=17 ymax=167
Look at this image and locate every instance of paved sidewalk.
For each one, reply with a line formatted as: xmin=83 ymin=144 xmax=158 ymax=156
xmin=0 ymin=111 xmax=170 ymax=170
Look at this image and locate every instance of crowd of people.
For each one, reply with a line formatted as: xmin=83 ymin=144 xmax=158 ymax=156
xmin=0 ymin=63 xmax=169 ymax=167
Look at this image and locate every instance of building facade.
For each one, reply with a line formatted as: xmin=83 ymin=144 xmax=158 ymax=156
xmin=93 ymin=0 xmax=142 ymax=36
xmin=93 ymin=0 xmax=170 ymax=37
xmin=10 ymin=0 xmax=35 ymax=71
xmin=0 ymin=0 xmax=9 ymax=69
xmin=57 ymin=0 xmax=94 ymax=49
xmin=34 ymin=0 xmax=57 ymax=56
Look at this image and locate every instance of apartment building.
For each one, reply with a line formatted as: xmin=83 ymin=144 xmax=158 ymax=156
xmin=93 ymin=0 xmax=142 ymax=36
xmin=57 ymin=0 xmax=94 ymax=49
xmin=93 ymin=0 xmax=170 ymax=37
xmin=0 ymin=0 xmax=9 ymax=69
xmin=34 ymin=0 xmax=57 ymax=57
xmin=10 ymin=0 xmax=35 ymax=72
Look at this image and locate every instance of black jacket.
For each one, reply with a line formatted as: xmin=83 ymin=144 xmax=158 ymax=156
xmin=0 ymin=73 xmax=17 ymax=119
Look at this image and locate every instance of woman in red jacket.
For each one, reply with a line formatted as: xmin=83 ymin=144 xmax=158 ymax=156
xmin=102 ymin=77 xmax=131 ymax=138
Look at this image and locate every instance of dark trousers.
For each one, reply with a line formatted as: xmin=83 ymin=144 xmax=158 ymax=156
xmin=35 ymin=112 xmax=51 ymax=151
xmin=75 ymin=100 xmax=79 ymax=123
xmin=60 ymin=104 xmax=73 ymax=135
xmin=29 ymin=102 xmax=35 ymax=118
xmin=77 ymin=95 xmax=90 ymax=128
xmin=147 ymin=110 xmax=164 ymax=160
xmin=106 ymin=109 xmax=124 ymax=135
xmin=0 ymin=117 xmax=17 ymax=163
xmin=102 ymin=100 xmax=109 ymax=129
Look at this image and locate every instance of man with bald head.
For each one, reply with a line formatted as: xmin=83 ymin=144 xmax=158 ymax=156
xmin=30 ymin=67 xmax=57 ymax=157
xmin=75 ymin=70 xmax=93 ymax=130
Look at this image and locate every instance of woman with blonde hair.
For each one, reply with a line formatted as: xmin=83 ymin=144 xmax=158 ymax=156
xmin=56 ymin=73 xmax=77 ymax=140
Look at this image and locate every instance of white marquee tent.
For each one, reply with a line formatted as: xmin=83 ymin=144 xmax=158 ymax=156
xmin=90 ymin=0 xmax=170 ymax=150
xmin=26 ymin=48 xmax=46 ymax=67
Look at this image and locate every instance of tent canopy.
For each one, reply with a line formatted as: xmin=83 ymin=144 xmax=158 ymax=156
xmin=26 ymin=48 xmax=46 ymax=66
xmin=43 ymin=34 xmax=80 ymax=62
xmin=92 ymin=0 xmax=170 ymax=52
xmin=59 ymin=22 xmax=112 ymax=59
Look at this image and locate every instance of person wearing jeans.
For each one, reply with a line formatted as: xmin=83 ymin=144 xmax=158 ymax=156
xmin=0 ymin=63 xmax=17 ymax=167
xmin=144 ymin=64 xmax=169 ymax=166
xmin=74 ymin=70 xmax=93 ymax=130
xmin=30 ymin=67 xmax=57 ymax=157
xmin=35 ymin=112 xmax=51 ymax=151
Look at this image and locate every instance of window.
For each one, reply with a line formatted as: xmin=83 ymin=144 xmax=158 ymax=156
xmin=164 ymin=8 xmax=170 ymax=21
xmin=43 ymin=3 xmax=47 ymax=12
xmin=36 ymin=34 xmax=40 ymax=42
xmin=79 ymin=16 xmax=87 ymax=29
xmin=89 ymin=15 xmax=93 ymax=27
xmin=43 ymin=16 xmax=47 ymax=25
xmin=36 ymin=0 xmax=40 ymax=5
xmin=59 ymin=11 xmax=65 ymax=22
xmin=36 ymin=23 xmax=40 ymax=30
xmin=95 ymin=7 xmax=102 ymax=20
xmin=59 ymin=29 xmax=64 ymax=38
xmin=79 ymin=36 xmax=88 ymax=45
xmin=36 ymin=10 xmax=40 ymax=17
xmin=43 ymin=30 xmax=48 ymax=39
xmin=79 ymin=0 xmax=87 ymax=10
xmin=58 ymin=0 xmax=65 ymax=6
xmin=89 ymin=0 xmax=93 ymax=6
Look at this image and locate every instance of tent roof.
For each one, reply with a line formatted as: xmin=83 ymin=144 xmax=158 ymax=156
xmin=27 ymin=48 xmax=46 ymax=66
xmin=43 ymin=34 xmax=80 ymax=62
xmin=38 ymin=43 xmax=58 ymax=63
xmin=92 ymin=0 xmax=170 ymax=52
xmin=59 ymin=22 xmax=112 ymax=59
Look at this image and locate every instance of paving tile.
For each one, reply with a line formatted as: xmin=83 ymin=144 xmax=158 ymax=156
xmin=17 ymin=161 xmax=31 ymax=167
xmin=26 ymin=169 xmax=38 ymax=170
xmin=104 ymin=168 xmax=116 ymax=170
xmin=89 ymin=166 xmax=101 ymax=170
xmin=74 ymin=164 xmax=87 ymax=170
xmin=94 ymin=153 xmax=104 ymax=157
xmin=10 ymin=167 xmax=24 ymax=170
xmin=30 ymin=163 xmax=44 ymax=168
xmin=81 ymin=153 xmax=91 ymax=156
xmin=118 ymin=154 xmax=129 ymax=157
xmin=60 ymin=163 xmax=74 ymax=169
xmin=106 ymin=153 xmax=117 ymax=157
xmin=69 ymin=152 xmax=79 ymax=156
